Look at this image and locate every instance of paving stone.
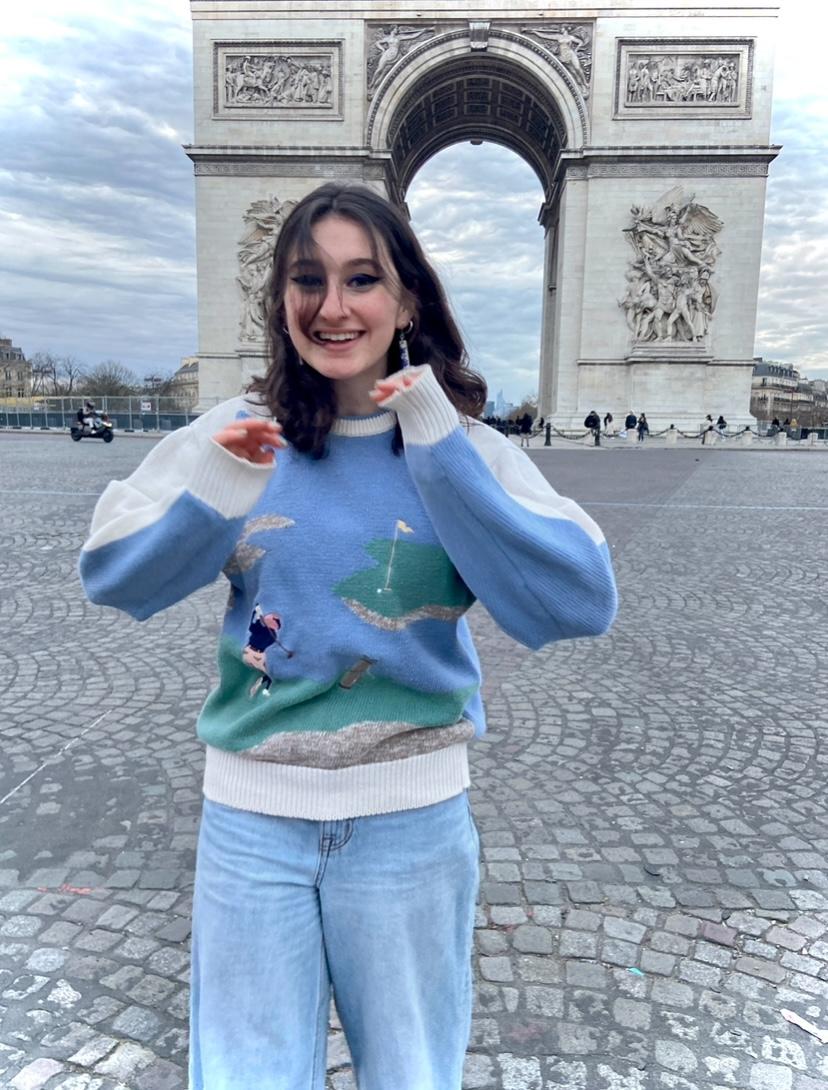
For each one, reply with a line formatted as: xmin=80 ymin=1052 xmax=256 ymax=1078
xmin=735 ymin=956 xmax=787 ymax=984
xmin=479 ymin=958 xmax=513 ymax=983
xmin=749 ymin=1063 xmax=793 ymax=1090
xmin=700 ymin=921 xmax=738 ymax=947
xmin=10 ymin=1058 xmax=65 ymax=1089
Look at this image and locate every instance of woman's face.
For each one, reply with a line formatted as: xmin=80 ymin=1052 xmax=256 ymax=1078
xmin=284 ymin=214 xmax=412 ymax=390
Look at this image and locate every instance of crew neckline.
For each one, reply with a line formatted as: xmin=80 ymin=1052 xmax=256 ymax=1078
xmin=331 ymin=410 xmax=397 ymax=437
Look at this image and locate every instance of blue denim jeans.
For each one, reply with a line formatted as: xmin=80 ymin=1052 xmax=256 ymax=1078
xmin=189 ymin=792 xmax=480 ymax=1090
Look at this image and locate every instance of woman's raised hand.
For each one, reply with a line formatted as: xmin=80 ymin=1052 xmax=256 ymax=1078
xmin=211 ymin=419 xmax=286 ymax=465
xmin=370 ymin=370 xmax=422 ymax=405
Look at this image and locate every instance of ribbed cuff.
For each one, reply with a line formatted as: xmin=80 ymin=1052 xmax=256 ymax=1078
xmin=376 ymin=365 xmax=460 ymax=446
xmin=187 ymin=437 xmax=274 ymax=519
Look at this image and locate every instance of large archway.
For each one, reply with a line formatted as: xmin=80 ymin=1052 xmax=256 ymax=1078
xmin=406 ymin=143 xmax=546 ymax=417
xmin=188 ymin=2 xmax=778 ymax=428
xmin=369 ymin=42 xmax=577 ymax=419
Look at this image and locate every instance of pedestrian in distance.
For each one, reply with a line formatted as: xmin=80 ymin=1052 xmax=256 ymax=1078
xmin=715 ymin=414 xmax=727 ymax=437
xmin=79 ymin=183 xmax=618 ymax=1090
xmin=620 ymin=410 xmax=637 ymax=439
xmin=584 ymin=408 xmax=601 ymax=446
xmin=701 ymin=413 xmax=714 ymax=445
xmin=519 ymin=410 xmax=533 ymax=447
xmin=603 ymin=411 xmax=613 ymax=433
xmin=637 ymin=412 xmax=649 ymax=442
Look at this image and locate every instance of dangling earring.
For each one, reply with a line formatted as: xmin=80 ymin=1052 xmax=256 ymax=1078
xmin=398 ymin=320 xmax=414 ymax=369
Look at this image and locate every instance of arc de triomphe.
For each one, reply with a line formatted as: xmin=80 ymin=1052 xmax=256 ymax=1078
xmin=186 ymin=0 xmax=778 ymax=428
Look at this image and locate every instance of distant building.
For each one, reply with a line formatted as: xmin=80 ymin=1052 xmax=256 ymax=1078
xmin=750 ymin=359 xmax=827 ymax=426
xmin=0 ymin=337 xmax=31 ymax=399
xmin=169 ymin=356 xmax=199 ymax=408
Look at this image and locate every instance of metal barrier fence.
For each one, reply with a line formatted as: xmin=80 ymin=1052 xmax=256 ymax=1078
xmin=0 ymin=396 xmax=223 ymax=434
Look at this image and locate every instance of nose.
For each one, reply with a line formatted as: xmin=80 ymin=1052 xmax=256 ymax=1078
xmin=318 ymin=279 xmax=348 ymax=322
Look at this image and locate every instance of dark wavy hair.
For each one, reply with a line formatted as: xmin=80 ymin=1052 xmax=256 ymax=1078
xmin=247 ymin=183 xmax=487 ymax=458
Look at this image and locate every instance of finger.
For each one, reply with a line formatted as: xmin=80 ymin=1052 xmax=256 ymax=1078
xmin=250 ymin=448 xmax=276 ymax=465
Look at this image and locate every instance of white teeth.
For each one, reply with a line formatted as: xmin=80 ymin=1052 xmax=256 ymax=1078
xmin=317 ymin=332 xmax=360 ymax=342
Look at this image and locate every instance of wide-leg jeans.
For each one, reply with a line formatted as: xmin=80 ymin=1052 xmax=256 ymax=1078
xmin=189 ymin=792 xmax=481 ymax=1090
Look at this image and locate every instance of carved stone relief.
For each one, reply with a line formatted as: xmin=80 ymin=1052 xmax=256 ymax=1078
xmin=625 ymin=53 xmax=739 ymax=105
xmin=225 ymin=54 xmax=333 ymax=108
xmin=366 ymin=25 xmax=438 ymax=97
xmin=520 ymin=23 xmax=593 ymax=96
xmin=614 ymin=39 xmax=753 ymax=119
xmin=619 ymin=187 xmax=723 ymax=346
xmin=237 ymin=197 xmax=296 ymax=343
xmin=214 ymin=42 xmax=342 ymax=119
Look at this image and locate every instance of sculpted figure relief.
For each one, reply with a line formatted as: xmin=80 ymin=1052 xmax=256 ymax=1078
xmin=521 ymin=24 xmax=593 ymax=94
xmin=225 ymin=54 xmax=333 ymax=108
xmin=367 ymin=25 xmax=436 ymax=95
xmin=625 ymin=54 xmax=739 ymax=106
xmin=238 ymin=197 xmax=297 ymax=342
xmin=620 ymin=187 xmax=723 ymax=346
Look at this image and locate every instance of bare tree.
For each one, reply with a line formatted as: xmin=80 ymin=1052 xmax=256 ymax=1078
xmin=29 ymin=352 xmax=59 ymax=396
xmin=80 ymin=361 xmax=141 ymax=398
xmin=57 ymin=356 xmax=86 ymax=395
xmin=514 ymin=392 xmax=539 ymax=420
xmin=142 ymin=371 xmax=176 ymax=398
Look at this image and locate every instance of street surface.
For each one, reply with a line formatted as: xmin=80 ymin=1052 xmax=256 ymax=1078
xmin=1 ymin=431 xmax=827 ymax=1090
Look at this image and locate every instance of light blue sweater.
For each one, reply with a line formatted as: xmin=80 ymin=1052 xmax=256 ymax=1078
xmin=80 ymin=366 xmax=616 ymax=819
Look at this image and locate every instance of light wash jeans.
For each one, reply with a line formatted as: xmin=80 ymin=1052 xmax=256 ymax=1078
xmin=189 ymin=792 xmax=480 ymax=1090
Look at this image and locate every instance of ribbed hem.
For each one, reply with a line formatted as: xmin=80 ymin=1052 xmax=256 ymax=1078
xmin=189 ymin=438 xmax=273 ymax=519
xmin=374 ymin=366 xmax=461 ymax=446
xmin=202 ymin=742 xmax=470 ymax=820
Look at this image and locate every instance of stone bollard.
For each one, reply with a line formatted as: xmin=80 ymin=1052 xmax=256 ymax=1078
xmin=809 ymin=431 xmax=820 ymax=446
xmin=665 ymin=427 xmax=678 ymax=446
xmin=741 ymin=429 xmax=754 ymax=446
xmin=583 ymin=432 xmax=594 ymax=447
xmin=775 ymin=431 xmax=787 ymax=448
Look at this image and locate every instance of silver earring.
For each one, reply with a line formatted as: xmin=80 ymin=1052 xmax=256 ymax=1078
xmin=398 ymin=321 xmax=413 ymax=369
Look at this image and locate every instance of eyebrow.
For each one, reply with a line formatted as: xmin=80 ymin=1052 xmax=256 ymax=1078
xmin=289 ymin=257 xmax=382 ymax=272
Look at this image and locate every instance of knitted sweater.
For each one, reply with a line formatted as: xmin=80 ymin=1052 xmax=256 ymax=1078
xmin=79 ymin=366 xmax=617 ymax=820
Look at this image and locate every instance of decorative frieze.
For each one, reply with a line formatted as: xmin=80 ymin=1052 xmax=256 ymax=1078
xmin=620 ymin=187 xmax=723 ymax=349
xmin=562 ymin=160 xmax=772 ymax=179
xmin=520 ymin=23 xmax=593 ymax=97
xmin=237 ymin=196 xmax=296 ymax=343
xmin=614 ymin=39 xmax=754 ymax=119
xmin=367 ymin=25 xmax=438 ymax=98
xmin=214 ymin=41 xmax=342 ymax=120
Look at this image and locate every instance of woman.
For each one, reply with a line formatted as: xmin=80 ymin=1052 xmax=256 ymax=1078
xmin=637 ymin=412 xmax=649 ymax=442
xmin=79 ymin=183 xmax=617 ymax=1090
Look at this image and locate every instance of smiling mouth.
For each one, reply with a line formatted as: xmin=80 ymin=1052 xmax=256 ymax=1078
xmin=314 ymin=331 xmax=363 ymax=343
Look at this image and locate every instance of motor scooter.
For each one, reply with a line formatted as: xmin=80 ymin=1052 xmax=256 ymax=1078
xmin=70 ymin=415 xmax=115 ymax=443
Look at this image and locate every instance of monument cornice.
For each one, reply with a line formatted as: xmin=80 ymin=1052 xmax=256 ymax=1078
xmin=557 ymin=143 xmax=780 ymax=178
xmin=184 ymin=144 xmax=391 ymax=177
xmin=190 ymin=3 xmax=779 ymax=17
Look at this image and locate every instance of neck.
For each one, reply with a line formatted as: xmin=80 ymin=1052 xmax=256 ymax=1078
xmin=332 ymin=367 xmax=386 ymax=417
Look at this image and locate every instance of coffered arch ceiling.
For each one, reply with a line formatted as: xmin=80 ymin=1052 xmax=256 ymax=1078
xmin=387 ymin=56 xmax=566 ymax=201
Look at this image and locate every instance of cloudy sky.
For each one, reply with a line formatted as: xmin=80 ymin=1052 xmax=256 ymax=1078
xmin=1 ymin=1 xmax=826 ymax=405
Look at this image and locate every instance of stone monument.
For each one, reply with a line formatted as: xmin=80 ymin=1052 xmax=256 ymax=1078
xmin=186 ymin=0 xmax=778 ymax=428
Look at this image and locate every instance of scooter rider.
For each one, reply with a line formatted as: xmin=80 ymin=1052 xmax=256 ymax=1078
xmin=77 ymin=400 xmax=97 ymax=427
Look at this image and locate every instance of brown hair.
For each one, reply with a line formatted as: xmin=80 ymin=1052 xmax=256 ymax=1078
xmin=248 ymin=183 xmax=487 ymax=458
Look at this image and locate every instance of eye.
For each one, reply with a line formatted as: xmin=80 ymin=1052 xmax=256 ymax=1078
xmin=290 ymin=274 xmax=324 ymax=290
xmin=348 ymin=274 xmax=382 ymax=290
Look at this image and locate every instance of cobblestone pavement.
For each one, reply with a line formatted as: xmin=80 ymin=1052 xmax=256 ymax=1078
xmin=1 ymin=432 xmax=827 ymax=1090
